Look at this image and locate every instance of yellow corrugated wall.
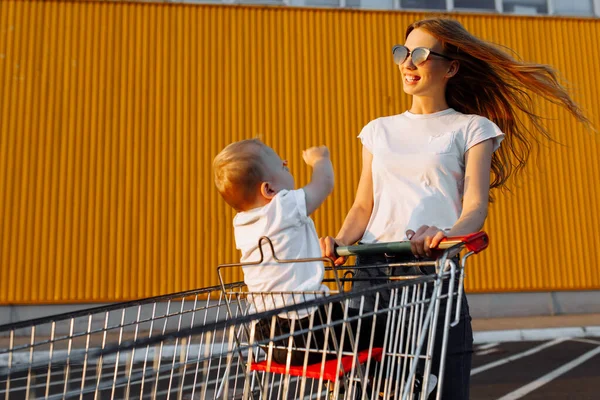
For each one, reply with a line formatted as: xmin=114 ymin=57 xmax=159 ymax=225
xmin=1 ymin=0 xmax=599 ymax=304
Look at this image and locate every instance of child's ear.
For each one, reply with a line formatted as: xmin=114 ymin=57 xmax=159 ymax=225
xmin=260 ymin=182 xmax=276 ymax=199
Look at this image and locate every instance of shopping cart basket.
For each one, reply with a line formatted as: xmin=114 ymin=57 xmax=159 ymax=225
xmin=0 ymin=232 xmax=488 ymax=399
xmin=0 ymin=283 xmax=250 ymax=399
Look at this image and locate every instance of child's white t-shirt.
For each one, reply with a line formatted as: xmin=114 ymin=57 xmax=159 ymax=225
xmin=358 ymin=108 xmax=505 ymax=244
xmin=233 ymin=189 xmax=329 ymax=318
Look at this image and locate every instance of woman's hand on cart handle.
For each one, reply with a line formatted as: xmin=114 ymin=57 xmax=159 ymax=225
xmin=406 ymin=225 xmax=446 ymax=258
xmin=319 ymin=236 xmax=348 ymax=266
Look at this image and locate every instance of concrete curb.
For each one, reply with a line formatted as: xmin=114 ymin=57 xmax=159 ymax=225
xmin=473 ymin=326 xmax=600 ymax=344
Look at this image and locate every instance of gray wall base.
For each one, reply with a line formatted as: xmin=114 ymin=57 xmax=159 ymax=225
xmin=1 ymin=291 xmax=599 ymax=327
xmin=467 ymin=291 xmax=600 ymax=318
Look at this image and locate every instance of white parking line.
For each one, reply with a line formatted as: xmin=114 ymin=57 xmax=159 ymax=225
xmin=470 ymin=338 xmax=567 ymax=376
xmin=473 ymin=326 xmax=600 ymax=344
xmin=476 ymin=342 xmax=499 ymax=351
xmin=571 ymin=337 xmax=600 ymax=346
xmin=497 ymin=345 xmax=600 ymax=400
xmin=475 ymin=348 xmax=499 ymax=356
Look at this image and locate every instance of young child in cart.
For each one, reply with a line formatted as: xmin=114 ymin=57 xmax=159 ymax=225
xmin=213 ymin=139 xmax=386 ymax=364
xmin=213 ymin=139 xmax=436 ymax=397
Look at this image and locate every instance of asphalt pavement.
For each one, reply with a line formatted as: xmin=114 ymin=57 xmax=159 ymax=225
xmin=469 ymin=313 xmax=600 ymax=399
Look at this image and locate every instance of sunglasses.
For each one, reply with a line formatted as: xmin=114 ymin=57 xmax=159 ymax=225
xmin=392 ymin=45 xmax=454 ymax=66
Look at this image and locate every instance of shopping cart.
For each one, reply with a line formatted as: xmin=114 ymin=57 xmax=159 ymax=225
xmin=0 ymin=232 xmax=488 ymax=399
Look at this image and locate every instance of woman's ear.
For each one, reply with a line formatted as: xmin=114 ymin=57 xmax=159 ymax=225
xmin=260 ymin=181 xmax=276 ymax=200
xmin=446 ymin=60 xmax=460 ymax=79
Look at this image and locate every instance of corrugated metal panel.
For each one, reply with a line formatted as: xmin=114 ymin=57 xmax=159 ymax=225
xmin=0 ymin=1 xmax=598 ymax=303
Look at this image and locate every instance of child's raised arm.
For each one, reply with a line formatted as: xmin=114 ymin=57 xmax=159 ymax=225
xmin=302 ymin=146 xmax=334 ymax=216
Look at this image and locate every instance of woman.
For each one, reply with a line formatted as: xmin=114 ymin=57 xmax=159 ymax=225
xmin=320 ymin=17 xmax=589 ymax=399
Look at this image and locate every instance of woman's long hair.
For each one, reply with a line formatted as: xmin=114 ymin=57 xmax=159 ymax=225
xmin=407 ymin=18 xmax=590 ymax=193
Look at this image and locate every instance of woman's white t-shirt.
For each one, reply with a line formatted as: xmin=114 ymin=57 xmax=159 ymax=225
xmin=358 ymin=108 xmax=505 ymax=244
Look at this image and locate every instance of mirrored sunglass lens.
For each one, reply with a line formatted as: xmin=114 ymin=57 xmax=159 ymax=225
xmin=393 ymin=46 xmax=408 ymax=65
xmin=412 ymin=48 xmax=429 ymax=65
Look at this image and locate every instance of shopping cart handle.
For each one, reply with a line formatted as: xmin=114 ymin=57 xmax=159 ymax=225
xmin=440 ymin=232 xmax=489 ymax=254
xmin=335 ymin=231 xmax=489 ymax=257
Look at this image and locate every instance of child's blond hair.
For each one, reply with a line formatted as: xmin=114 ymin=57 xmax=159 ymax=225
xmin=213 ymin=139 xmax=269 ymax=212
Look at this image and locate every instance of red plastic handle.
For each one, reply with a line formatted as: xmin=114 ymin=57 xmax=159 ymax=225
xmin=439 ymin=231 xmax=489 ymax=254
